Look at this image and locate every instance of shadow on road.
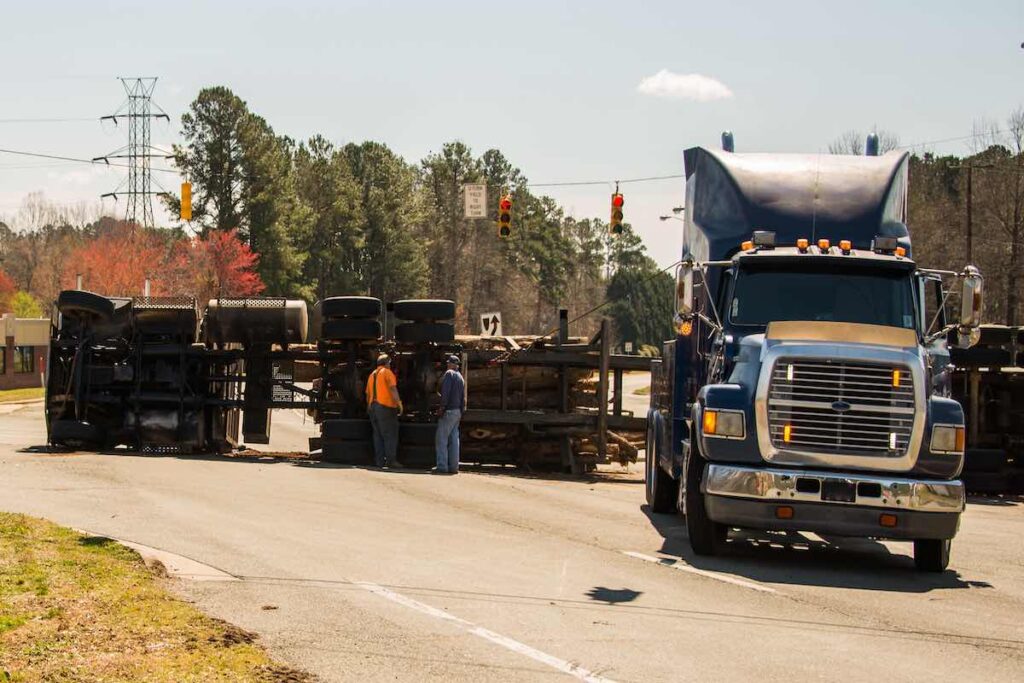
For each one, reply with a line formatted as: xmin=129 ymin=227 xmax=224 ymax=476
xmin=641 ymin=506 xmax=991 ymax=593
xmin=17 ymin=443 xmax=644 ymax=483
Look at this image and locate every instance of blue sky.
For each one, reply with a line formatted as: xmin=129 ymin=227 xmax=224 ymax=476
xmin=0 ymin=0 xmax=1021 ymax=267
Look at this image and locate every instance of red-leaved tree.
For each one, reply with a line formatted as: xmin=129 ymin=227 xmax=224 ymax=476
xmin=0 ymin=269 xmax=16 ymax=312
xmin=168 ymin=229 xmax=264 ymax=304
xmin=63 ymin=224 xmax=172 ymax=297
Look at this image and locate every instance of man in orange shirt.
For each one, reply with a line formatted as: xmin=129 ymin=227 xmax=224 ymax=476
xmin=366 ymin=354 xmax=404 ymax=468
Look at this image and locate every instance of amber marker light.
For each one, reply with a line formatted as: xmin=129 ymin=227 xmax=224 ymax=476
xmin=892 ymin=369 xmax=901 ymax=388
xmin=839 ymin=240 xmax=852 ymax=252
xmin=776 ymin=506 xmax=794 ymax=520
xmin=741 ymin=240 xmax=754 ymax=251
xmin=783 ymin=424 xmax=792 ymax=443
xmin=703 ymin=410 xmax=718 ymax=435
xmin=895 ymin=246 xmax=907 ymax=257
xmin=796 ymin=238 xmax=809 ymax=250
xmin=817 ymin=239 xmax=831 ymax=250
xmin=879 ymin=513 xmax=898 ymax=528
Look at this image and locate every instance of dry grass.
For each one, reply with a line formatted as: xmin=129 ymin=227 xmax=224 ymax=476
xmin=0 ymin=513 xmax=312 ymax=682
xmin=0 ymin=388 xmax=45 ymax=404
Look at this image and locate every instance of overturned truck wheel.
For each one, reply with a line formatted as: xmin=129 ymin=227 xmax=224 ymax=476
xmin=322 ymin=440 xmax=375 ymax=465
xmin=321 ymin=296 xmax=382 ymax=319
xmin=321 ymin=318 xmax=382 ymax=342
xmin=322 ymin=419 xmax=373 ymax=441
xmin=392 ymin=299 xmax=455 ymax=322
xmin=395 ymin=322 xmax=454 ymax=344
xmin=50 ymin=420 xmax=104 ymax=449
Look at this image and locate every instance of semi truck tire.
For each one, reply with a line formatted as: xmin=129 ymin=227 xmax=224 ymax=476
xmin=321 ymin=318 xmax=382 ymax=341
xmin=913 ymin=538 xmax=951 ymax=572
xmin=50 ymin=420 xmax=104 ymax=449
xmin=645 ymin=421 xmax=678 ymax=513
xmin=395 ymin=322 xmax=455 ymax=344
xmin=683 ymin=450 xmax=727 ymax=556
xmin=397 ymin=444 xmax=435 ymax=469
xmin=392 ymin=299 xmax=455 ymax=322
xmin=322 ymin=419 xmax=373 ymax=441
xmin=321 ymin=296 xmax=382 ymax=319
xmin=400 ymin=422 xmax=437 ymax=446
xmin=322 ymin=440 xmax=374 ymax=465
xmin=56 ymin=290 xmax=116 ymax=320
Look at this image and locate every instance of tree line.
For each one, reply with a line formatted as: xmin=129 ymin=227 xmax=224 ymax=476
xmin=0 ymin=86 xmax=674 ymax=349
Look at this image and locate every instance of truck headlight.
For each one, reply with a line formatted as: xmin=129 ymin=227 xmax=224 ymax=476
xmin=930 ymin=424 xmax=965 ymax=454
xmin=703 ymin=409 xmax=745 ymax=439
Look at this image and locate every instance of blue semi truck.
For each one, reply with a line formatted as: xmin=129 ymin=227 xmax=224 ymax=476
xmin=645 ymin=135 xmax=985 ymax=572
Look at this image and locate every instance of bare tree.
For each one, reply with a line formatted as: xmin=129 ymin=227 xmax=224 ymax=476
xmin=970 ymin=106 xmax=1024 ymax=325
xmin=828 ymin=128 xmax=901 ymax=155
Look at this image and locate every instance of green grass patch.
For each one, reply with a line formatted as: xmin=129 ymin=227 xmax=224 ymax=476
xmin=0 ymin=513 xmax=309 ymax=682
xmin=632 ymin=385 xmax=651 ymax=396
xmin=0 ymin=387 xmax=45 ymax=404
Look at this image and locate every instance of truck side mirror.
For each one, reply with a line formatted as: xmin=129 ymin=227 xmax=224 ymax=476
xmin=959 ymin=266 xmax=983 ymax=330
xmin=676 ymin=262 xmax=695 ymax=316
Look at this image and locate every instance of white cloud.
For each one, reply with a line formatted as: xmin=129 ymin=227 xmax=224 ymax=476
xmin=636 ymin=69 xmax=733 ymax=102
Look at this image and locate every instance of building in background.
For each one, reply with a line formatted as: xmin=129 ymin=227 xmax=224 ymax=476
xmin=1 ymin=314 xmax=49 ymax=391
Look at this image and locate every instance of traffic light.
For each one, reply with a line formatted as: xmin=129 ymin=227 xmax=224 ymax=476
xmin=498 ymin=194 xmax=513 ymax=238
xmin=610 ymin=192 xmax=624 ymax=236
xmin=180 ymin=182 xmax=192 ymax=221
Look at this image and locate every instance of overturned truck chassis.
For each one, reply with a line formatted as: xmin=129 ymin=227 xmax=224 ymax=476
xmin=47 ymin=291 xmax=648 ymax=472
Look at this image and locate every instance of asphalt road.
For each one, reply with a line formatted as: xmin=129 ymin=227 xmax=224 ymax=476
xmin=2 ymin=401 xmax=1023 ymax=682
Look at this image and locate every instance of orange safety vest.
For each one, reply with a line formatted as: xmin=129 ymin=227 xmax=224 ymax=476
xmin=366 ymin=367 xmax=399 ymax=408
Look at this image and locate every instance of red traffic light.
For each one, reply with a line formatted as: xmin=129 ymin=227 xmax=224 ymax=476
xmin=499 ymin=197 xmax=512 ymax=211
xmin=611 ymin=193 xmax=624 ymax=208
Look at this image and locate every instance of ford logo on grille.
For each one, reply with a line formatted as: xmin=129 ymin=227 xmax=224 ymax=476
xmin=831 ymin=400 xmax=852 ymax=413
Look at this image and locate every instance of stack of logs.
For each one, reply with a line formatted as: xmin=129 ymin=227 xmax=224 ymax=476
xmin=461 ymin=335 xmax=646 ymax=469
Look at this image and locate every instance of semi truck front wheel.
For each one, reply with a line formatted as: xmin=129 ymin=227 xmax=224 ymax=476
xmin=645 ymin=420 xmax=678 ymax=513
xmin=913 ymin=538 xmax=951 ymax=572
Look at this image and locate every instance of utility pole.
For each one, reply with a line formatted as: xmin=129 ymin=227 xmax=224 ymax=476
xmin=94 ymin=77 xmax=170 ymax=229
xmin=965 ymin=164 xmax=973 ymax=263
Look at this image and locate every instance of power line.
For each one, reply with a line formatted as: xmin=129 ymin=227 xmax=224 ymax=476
xmin=0 ymin=117 xmax=97 ymax=123
xmin=0 ymin=147 xmax=179 ymax=175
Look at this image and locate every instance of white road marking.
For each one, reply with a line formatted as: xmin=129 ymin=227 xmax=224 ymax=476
xmin=622 ymin=551 xmax=777 ymax=594
xmin=356 ymin=581 xmax=616 ymax=682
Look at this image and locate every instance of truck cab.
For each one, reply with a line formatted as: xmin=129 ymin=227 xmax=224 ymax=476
xmin=646 ymin=141 xmax=984 ymax=572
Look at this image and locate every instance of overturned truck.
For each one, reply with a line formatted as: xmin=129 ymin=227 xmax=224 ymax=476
xmin=46 ymin=291 xmax=648 ymax=472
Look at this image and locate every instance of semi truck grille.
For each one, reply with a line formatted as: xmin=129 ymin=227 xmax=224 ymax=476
xmin=767 ymin=360 xmax=915 ymax=457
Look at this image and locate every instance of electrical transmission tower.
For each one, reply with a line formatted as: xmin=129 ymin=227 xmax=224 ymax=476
xmin=94 ymin=77 xmax=170 ymax=228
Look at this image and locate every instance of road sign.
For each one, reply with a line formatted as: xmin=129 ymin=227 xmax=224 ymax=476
xmin=464 ymin=184 xmax=487 ymax=218
xmin=624 ymin=341 xmax=634 ymax=353
xmin=480 ymin=311 xmax=502 ymax=337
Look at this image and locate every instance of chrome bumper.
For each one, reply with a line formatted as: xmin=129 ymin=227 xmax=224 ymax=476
xmin=704 ymin=464 xmax=965 ymax=513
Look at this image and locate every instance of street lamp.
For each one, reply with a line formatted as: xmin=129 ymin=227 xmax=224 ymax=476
xmin=659 ymin=215 xmax=684 ymax=222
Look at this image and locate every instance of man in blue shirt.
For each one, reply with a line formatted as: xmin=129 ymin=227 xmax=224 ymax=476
xmin=435 ymin=354 xmax=465 ymax=474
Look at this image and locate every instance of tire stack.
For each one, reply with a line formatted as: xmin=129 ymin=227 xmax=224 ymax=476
xmin=392 ymin=300 xmax=456 ymax=344
xmin=399 ymin=422 xmax=438 ymax=469
xmin=320 ymin=296 xmax=383 ymax=343
xmin=321 ymin=419 xmax=375 ymax=465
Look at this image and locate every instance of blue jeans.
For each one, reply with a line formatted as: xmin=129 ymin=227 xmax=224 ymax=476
xmin=368 ymin=402 xmax=399 ymax=467
xmin=435 ymin=409 xmax=461 ymax=473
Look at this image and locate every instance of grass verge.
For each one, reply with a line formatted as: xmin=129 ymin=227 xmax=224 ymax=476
xmin=0 ymin=388 xmax=44 ymax=404
xmin=632 ymin=385 xmax=651 ymax=396
xmin=0 ymin=513 xmax=309 ymax=682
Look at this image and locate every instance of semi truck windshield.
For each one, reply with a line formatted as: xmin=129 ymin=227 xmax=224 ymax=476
xmin=730 ymin=265 xmax=916 ymax=329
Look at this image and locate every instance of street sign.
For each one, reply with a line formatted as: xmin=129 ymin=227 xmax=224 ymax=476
xmin=464 ymin=183 xmax=487 ymax=218
xmin=480 ymin=311 xmax=502 ymax=337
xmin=624 ymin=341 xmax=634 ymax=354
